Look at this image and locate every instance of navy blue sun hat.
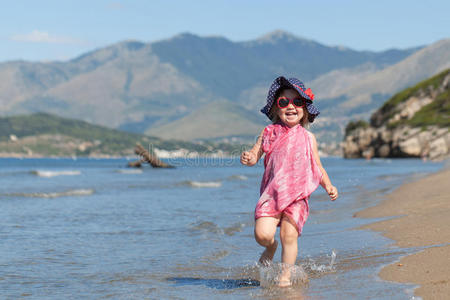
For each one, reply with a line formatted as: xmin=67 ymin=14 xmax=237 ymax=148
xmin=260 ymin=76 xmax=320 ymax=123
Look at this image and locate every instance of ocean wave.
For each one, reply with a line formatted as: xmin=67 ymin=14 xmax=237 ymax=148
xmin=116 ymin=169 xmax=143 ymax=174
xmin=182 ymin=181 xmax=222 ymax=188
xmin=31 ymin=170 xmax=81 ymax=178
xmin=0 ymin=171 xmax=28 ymax=177
xmin=190 ymin=221 xmax=223 ymax=234
xmin=228 ymin=175 xmax=248 ymax=181
xmin=223 ymin=222 xmax=246 ymax=236
xmin=189 ymin=221 xmax=246 ymax=237
xmin=6 ymin=188 xmax=95 ymax=199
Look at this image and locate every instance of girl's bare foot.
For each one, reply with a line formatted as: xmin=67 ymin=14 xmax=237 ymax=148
xmin=277 ymin=279 xmax=292 ymax=288
xmin=258 ymin=240 xmax=278 ymax=266
xmin=278 ymin=263 xmax=292 ymax=287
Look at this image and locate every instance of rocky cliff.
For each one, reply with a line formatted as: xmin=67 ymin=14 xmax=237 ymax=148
xmin=343 ymin=69 xmax=449 ymax=160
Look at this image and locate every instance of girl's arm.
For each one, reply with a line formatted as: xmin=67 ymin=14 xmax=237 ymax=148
xmin=310 ymin=132 xmax=338 ymax=201
xmin=240 ymin=128 xmax=265 ymax=166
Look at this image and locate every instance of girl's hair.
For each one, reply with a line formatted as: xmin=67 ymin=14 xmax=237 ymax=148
xmin=269 ymin=88 xmax=310 ymax=128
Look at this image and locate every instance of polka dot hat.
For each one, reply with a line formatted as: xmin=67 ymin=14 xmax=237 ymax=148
xmin=260 ymin=76 xmax=320 ymax=123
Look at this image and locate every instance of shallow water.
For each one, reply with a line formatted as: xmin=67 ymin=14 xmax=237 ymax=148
xmin=0 ymin=157 xmax=443 ymax=299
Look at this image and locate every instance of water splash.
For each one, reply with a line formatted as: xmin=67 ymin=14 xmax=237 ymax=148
xmin=304 ymin=249 xmax=337 ymax=273
xmin=258 ymin=262 xmax=308 ymax=288
xmin=330 ymin=249 xmax=337 ymax=267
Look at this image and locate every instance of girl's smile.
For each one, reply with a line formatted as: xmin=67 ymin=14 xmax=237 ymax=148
xmin=277 ymin=89 xmax=305 ymax=128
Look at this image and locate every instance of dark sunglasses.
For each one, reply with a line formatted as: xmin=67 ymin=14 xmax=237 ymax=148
xmin=276 ymin=97 xmax=305 ymax=109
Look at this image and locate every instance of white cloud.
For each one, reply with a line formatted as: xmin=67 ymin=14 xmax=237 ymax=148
xmin=10 ymin=30 xmax=82 ymax=44
xmin=107 ymin=2 xmax=124 ymax=10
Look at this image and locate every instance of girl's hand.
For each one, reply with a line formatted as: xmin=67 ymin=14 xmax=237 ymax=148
xmin=326 ymin=185 xmax=338 ymax=201
xmin=241 ymin=151 xmax=256 ymax=166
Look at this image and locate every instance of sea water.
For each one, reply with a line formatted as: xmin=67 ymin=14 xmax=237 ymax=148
xmin=0 ymin=157 xmax=443 ymax=299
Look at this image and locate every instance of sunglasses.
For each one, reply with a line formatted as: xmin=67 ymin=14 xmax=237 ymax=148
xmin=276 ymin=97 xmax=305 ymax=109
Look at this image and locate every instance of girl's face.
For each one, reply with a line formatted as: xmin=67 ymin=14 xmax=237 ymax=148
xmin=276 ymin=89 xmax=305 ymax=128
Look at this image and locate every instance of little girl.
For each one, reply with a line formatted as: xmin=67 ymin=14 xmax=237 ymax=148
xmin=241 ymin=76 xmax=338 ymax=287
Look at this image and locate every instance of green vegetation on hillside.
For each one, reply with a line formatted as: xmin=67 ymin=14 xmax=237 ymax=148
xmin=1 ymin=113 xmax=146 ymax=142
xmin=377 ymin=69 xmax=450 ymax=126
xmin=0 ymin=113 xmax=161 ymax=153
xmin=344 ymin=120 xmax=369 ymax=136
xmin=405 ymin=89 xmax=450 ymax=128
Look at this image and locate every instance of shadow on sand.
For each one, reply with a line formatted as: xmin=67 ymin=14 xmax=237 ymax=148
xmin=167 ymin=277 xmax=260 ymax=289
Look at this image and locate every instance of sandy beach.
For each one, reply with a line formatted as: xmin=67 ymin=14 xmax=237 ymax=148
xmin=356 ymin=163 xmax=450 ymax=299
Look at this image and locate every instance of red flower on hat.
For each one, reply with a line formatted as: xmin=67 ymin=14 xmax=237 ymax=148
xmin=304 ymin=88 xmax=315 ymax=100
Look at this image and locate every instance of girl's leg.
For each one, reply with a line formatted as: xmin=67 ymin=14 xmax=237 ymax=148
xmin=279 ymin=216 xmax=299 ymax=286
xmin=254 ymin=216 xmax=279 ymax=265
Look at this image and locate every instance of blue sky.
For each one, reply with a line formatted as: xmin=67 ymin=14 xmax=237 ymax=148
xmin=1 ymin=0 xmax=449 ymax=62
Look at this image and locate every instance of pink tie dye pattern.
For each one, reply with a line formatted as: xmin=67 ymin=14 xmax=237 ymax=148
xmin=255 ymin=123 xmax=323 ymax=233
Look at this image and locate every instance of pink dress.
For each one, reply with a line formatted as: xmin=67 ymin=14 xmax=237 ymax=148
xmin=255 ymin=123 xmax=323 ymax=234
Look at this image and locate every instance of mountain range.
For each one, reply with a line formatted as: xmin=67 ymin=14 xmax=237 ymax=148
xmin=1 ymin=30 xmax=449 ymax=143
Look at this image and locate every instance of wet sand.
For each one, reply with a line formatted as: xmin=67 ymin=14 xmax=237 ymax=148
xmin=356 ymin=164 xmax=450 ymax=299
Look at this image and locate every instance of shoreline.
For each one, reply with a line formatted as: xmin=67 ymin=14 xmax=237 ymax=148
xmin=355 ymin=162 xmax=450 ymax=299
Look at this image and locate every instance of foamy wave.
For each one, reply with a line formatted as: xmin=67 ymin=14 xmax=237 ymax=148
xmin=8 ymin=189 xmax=95 ymax=199
xmin=116 ymin=169 xmax=143 ymax=174
xmin=184 ymin=181 xmax=222 ymax=188
xmin=31 ymin=170 xmax=81 ymax=178
xmin=228 ymin=175 xmax=248 ymax=181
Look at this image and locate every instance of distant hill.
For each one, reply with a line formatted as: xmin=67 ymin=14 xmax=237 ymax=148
xmin=150 ymin=31 xmax=417 ymax=100
xmin=343 ymin=69 xmax=450 ymax=160
xmin=0 ymin=113 xmax=235 ymax=157
xmin=371 ymin=69 xmax=450 ymax=128
xmin=318 ymin=39 xmax=450 ymax=116
xmin=146 ymin=100 xmax=267 ymax=140
xmin=0 ymin=30 xmax=421 ymax=143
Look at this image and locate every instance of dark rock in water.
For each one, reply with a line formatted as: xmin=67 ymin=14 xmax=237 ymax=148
xmin=127 ymin=160 xmax=143 ymax=168
xmin=134 ymin=143 xmax=175 ymax=168
xmin=343 ymin=69 xmax=450 ymax=160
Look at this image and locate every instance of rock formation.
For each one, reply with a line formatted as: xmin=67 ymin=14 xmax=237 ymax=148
xmin=343 ymin=69 xmax=449 ymax=160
